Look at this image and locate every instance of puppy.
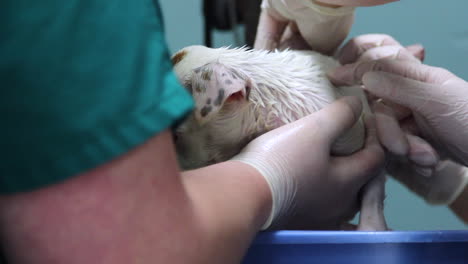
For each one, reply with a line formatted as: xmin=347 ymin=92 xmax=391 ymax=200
xmin=171 ymin=45 xmax=387 ymax=231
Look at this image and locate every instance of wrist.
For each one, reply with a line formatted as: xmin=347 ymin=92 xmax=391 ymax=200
xmin=183 ymin=160 xmax=272 ymax=233
xmin=231 ymin=153 xmax=297 ymax=230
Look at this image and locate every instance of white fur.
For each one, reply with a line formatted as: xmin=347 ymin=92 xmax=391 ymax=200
xmin=173 ymin=46 xmax=366 ymax=169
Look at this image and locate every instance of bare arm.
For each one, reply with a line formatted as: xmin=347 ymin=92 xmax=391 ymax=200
xmin=0 ymin=131 xmax=271 ymax=264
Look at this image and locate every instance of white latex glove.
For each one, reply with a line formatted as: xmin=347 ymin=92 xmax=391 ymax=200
xmin=329 ymin=53 xmax=468 ymax=166
xmin=388 ymin=159 xmax=468 ymax=205
xmin=329 ymin=34 xmax=468 ymax=204
xmin=255 ymin=0 xmax=398 ymax=54
xmin=255 ymin=0 xmax=356 ymax=54
xmin=232 ymin=97 xmax=385 ymax=229
xmin=331 ymin=34 xmax=435 ymax=167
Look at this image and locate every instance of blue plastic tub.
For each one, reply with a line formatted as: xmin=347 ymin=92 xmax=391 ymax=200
xmin=242 ymin=231 xmax=468 ymax=264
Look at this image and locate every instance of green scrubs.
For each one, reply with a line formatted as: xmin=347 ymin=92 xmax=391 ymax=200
xmin=0 ymin=0 xmax=193 ymax=194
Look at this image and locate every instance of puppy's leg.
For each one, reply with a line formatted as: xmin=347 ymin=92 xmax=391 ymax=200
xmin=357 ymin=172 xmax=388 ymax=231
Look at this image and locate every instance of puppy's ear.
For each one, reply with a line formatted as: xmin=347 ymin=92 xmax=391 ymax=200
xmin=190 ymin=62 xmax=253 ymax=125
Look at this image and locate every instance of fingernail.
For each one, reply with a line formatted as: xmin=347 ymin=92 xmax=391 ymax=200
xmin=413 ymin=166 xmax=433 ymax=178
xmin=328 ymin=64 xmax=354 ymax=85
xmin=406 ymin=44 xmax=425 ymax=61
xmin=408 ymin=135 xmax=439 ymax=167
xmin=362 ymin=72 xmax=383 ymax=93
xmin=409 ymin=151 xmax=438 ymax=167
xmin=341 ymin=96 xmax=363 ymax=120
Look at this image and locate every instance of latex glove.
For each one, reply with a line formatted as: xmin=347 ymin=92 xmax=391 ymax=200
xmin=255 ymin=1 xmax=397 ymax=54
xmin=233 ymin=97 xmax=385 ymax=229
xmin=329 ymin=50 xmax=468 ymax=167
xmin=255 ymin=0 xmax=356 ymax=54
xmin=331 ymin=34 xmax=434 ymax=166
xmin=388 ymin=159 xmax=468 ymax=205
xmin=329 ymin=34 xmax=468 ymax=204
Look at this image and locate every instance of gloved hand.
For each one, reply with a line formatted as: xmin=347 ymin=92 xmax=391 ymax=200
xmin=388 ymin=158 xmax=468 ymax=205
xmin=232 ymin=97 xmax=385 ymax=229
xmin=329 ymin=46 xmax=468 ymax=166
xmin=255 ymin=0 xmax=355 ymax=54
xmin=331 ymin=34 xmax=433 ymax=165
xmin=255 ymin=0 xmax=397 ymax=54
xmin=328 ymin=34 xmax=468 ymax=204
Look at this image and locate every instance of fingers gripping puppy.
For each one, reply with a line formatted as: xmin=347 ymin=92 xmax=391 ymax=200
xmin=173 ymin=46 xmax=368 ymax=169
xmin=172 ymin=46 xmax=387 ymax=231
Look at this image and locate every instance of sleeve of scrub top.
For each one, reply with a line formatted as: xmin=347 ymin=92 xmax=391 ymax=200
xmin=0 ymin=0 xmax=194 ymax=194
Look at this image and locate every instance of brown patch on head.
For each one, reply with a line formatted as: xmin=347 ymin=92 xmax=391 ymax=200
xmin=194 ymin=83 xmax=203 ymax=93
xmin=201 ymin=69 xmax=213 ymax=81
xmin=171 ymin=50 xmax=187 ymax=66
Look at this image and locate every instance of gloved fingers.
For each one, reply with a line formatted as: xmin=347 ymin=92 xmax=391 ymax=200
xmin=379 ymin=100 xmax=412 ymax=121
xmin=406 ymin=134 xmax=439 ymax=168
xmin=278 ymin=23 xmax=311 ymax=51
xmin=400 ymin=117 xmax=419 ymax=135
xmin=330 ymin=115 xmax=385 ymax=187
xmin=405 ymin=44 xmax=425 ymax=62
xmin=362 ymin=71 xmax=446 ymax=114
xmin=336 ymin=34 xmax=401 ymax=64
xmin=411 ymin=164 xmax=434 ymax=178
xmin=373 ymin=100 xmax=409 ymax=156
xmin=358 ymin=45 xmax=421 ymax=63
xmin=315 ymin=0 xmax=398 ymax=7
xmin=330 ymin=58 xmax=456 ymax=86
xmin=311 ymin=96 xmax=363 ymax=145
xmin=254 ymin=10 xmax=288 ymax=50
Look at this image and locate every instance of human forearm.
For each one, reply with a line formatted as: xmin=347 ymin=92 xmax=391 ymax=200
xmin=182 ymin=161 xmax=271 ymax=263
xmin=0 ymin=131 xmax=270 ymax=264
xmin=450 ymin=186 xmax=468 ymax=224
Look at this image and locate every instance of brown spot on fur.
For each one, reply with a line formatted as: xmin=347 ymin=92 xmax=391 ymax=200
xmin=194 ymin=83 xmax=203 ymax=93
xmin=206 ymin=98 xmax=212 ymax=105
xmin=201 ymin=69 xmax=212 ymax=81
xmin=171 ymin=50 xmax=187 ymax=66
xmin=200 ymin=105 xmax=212 ymax=117
xmin=214 ymin=88 xmax=225 ymax=106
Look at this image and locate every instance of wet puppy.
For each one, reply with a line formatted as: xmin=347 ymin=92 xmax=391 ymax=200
xmin=172 ymin=46 xmax=387 ymax=231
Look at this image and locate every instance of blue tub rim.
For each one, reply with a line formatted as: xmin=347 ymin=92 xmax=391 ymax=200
xmin=252 ymin=230 xmax=468 ymax=245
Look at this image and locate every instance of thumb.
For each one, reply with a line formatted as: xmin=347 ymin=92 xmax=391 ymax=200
xmin=311 ymin=96 xmax=363 ymax=144
xmin=362 ymin=71 xmax=442 ymax=115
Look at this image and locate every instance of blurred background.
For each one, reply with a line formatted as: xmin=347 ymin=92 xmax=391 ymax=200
xmin=159 ymin=0 xmax=468 ymax=230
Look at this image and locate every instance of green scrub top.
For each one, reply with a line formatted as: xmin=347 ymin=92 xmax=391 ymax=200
xmin=0 ymin=0 xmax=194 ymax=194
